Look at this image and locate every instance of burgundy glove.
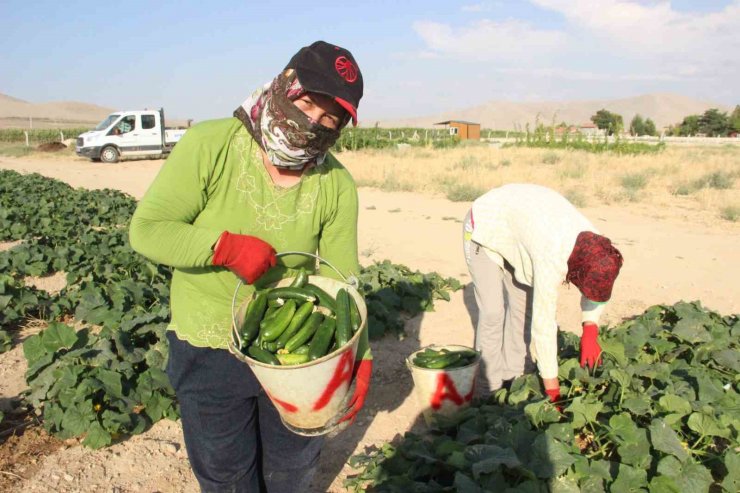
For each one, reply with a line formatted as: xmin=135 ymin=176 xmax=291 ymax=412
xmin=212 ymin=231 xmax=276 ymax=284
xmin=580 ymin=322 xmax=602 ymax=369
xmin=339 ymin=359 xmax=372 ymax=425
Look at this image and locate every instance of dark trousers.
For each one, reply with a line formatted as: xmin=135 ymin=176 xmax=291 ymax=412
xmin=166 ymin=331 xmax=323 ymax=493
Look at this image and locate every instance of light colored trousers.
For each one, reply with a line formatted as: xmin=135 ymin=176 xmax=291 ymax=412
xmin=463 ymin=211 xmax=535 ymax=395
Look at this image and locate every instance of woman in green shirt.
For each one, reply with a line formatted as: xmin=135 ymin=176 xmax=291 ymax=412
xmin=129 ymin=41 xmax=371 ymax=493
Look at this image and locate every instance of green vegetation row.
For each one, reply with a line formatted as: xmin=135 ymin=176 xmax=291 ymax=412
xmin=346 ymin=301 xmax=739 ymax=492
xmin=0 ymin=127 xmax=90 ymax=143
xmin=508 ymin=124 xmax=665 ymax=155
xmin=0 ymin=169 xmax=460 ymax=446
xmin=333 ymin=127 xmax=463 ymax=151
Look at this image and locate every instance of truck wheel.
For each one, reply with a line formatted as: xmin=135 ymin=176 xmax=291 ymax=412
xmin=100 ymin=146 xmax=119 ymax=163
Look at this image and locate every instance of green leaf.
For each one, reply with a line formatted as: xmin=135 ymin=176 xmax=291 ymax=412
xmin=61 ymin=407 xmax=90 ymax=436
xmin=711 ymin=349 xmax=740 ymax=372
xmin=610 ymin=368 xmax=633 ymax=389
xmin=656 ymin=456 xmax=713 ymax=493
xmin=622 ymin=395 xmax=652 ymax=416
xmin=611 ymin=463 xmax=648 ymax=492
xmin=524 ymin=399 xmax=562 ymax=428
xmin=599 ymin=337 xmax=627 ymax=366
xmin=82 ymin=421 xmax=112 ymax=449
xmin=649 ymin=419 xmax=689 ymax=462
xmin=505 ymin=480 xmax=547 ymax=493
xmin=528 ymin=433 xmax=576 ymax=479
xmin=95 ymin=368 xmax=124 ymax=399
xmin=671 ymin=303 xmax=713 ymax=344
xmin=648 ymin=475 xmax=681 ymax=493
xmin=658 ymin=394 xmax=692 ymax=416
xmin=609 ymin=413 xmax=651 ymax=468
xmin=23 ymin=333 xmax=47 ymax=365
xmin=695 ymin=375 xmax=726 ymax=404
xmin=453 ymin=472 xmax=483 ymax=493
xmin=464 ymin=444 xmax=521 ymax=479
xmin=722 ymin=451 xmax=740 ymax=493
xmin=687 ymin=412 xmax=727 ymax=437
xmin=565 ymin=396 xmax=603 ymax=429
xmin=41 ymin=322 xmax=77 ymax=353
xmin=144 ymin=393 xmax=173 ymax=422
xmin=549 ymin=476 xmax=580 ymax=493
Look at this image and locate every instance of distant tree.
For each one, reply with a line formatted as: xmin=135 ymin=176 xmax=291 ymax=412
xmin=698 ymin=108 xmax=730 ymax=137
xmin=591 ymin=109 xmax=623 ymax=135
xmin=629 ymin=114 xmax=646 ymax=136
xmin=730 ymin=105 xmax=740 ymax=133
xmin=675 ymin=115 xmax=700 ymax=136
xmin=644 ymin=118 xmax=657 ymax=136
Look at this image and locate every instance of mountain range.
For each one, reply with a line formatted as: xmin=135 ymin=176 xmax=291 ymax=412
xmin=0 ymin=92 xmax=733 ymax=130
xmin=373 ymin=93 xmax=733 ymax=130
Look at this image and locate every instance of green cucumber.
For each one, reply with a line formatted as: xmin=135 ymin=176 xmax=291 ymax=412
xmin=248 ymin=345 xmax=280 ymax=365
xmin=303 ymin=284 xmax=337 ymax=313
xmin=334 ymin=288 xmax=352 ymax=348
xmin=285 ymin=312 xmax=325 ymax=352
xmin=240 ymin=291 xmax=268 ymax=346
xmin=348 ymin=294 xmax=362 ymax=333
xmin=259 ymin=300 xmax=297 ymax=342
xmin=266 ymin=287 xmax=316 ymax=303
xmin=292 ymin=344 xmax=311 ymax=355
xmin=276 ymin=353 xmax=310 ymax=366
xmin=267 ymin=297 xmax=285 ymax=308
xmin=275 ymin=301 xmax=314 ymax=349
xmin=308 ymin=317 xmax=337 ymax=361
xmin=261 ymin=341 xmax=280 ymax=353
xmin=263 ymin=304 xmax=281 ymax=320
xmin=413 ymin=353 xmax=463 ymax=369
xmin=289 ymin=268 xmax=308 ymax=288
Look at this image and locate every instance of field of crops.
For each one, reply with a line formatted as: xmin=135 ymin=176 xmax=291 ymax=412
xmin=345 ymin=302 xmax=739 ymax=492
xmin=0 ymin=159 xmax=738 ymax=492
xmin=0 ymin=170 xmax=459 ymax=447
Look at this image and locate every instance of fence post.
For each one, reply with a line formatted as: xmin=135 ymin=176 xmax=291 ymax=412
xmin=24 ymin=131 xmax=29 ymax=147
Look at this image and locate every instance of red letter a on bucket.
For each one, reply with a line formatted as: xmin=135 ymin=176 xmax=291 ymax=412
xmin=313 ymin=351 xmax=354 ymax=411
xmin=430 ymin=373 xmax=468 ymax=410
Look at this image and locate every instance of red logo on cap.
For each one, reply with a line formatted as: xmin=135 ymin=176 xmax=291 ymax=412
xmin=335 ymin=56 xmax=358 ymax=83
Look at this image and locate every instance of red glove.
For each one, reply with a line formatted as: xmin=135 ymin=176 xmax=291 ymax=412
xmin=545 ymin=388 xmax=560 ymax=403
xmin=580 ymin=322 xmax=602 ymax=369
xmin=338 ymin=359 xmax=372 ymax=425
xmin=212 ymin=231 xmax=276 ymax=284
xmin=545 ymin=388 xmax=562 ymax=412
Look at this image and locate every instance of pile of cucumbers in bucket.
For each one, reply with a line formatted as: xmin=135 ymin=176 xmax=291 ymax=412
xmin=239 ymin=269 xmax=362 ymax=366
xmin=412 ymin=347 xmax=479 ymax=369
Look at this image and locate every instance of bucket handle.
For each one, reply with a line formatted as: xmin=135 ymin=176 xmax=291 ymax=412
xmin=231 ymin=251 xmax=356 ymax=350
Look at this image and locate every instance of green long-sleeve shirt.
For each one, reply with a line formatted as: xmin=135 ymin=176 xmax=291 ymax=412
xmin=129 ymin=117 xmax=370 ymax=359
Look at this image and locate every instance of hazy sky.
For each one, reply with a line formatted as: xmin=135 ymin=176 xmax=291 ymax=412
xmin=1 ymin=0 xmax=737 ymax=124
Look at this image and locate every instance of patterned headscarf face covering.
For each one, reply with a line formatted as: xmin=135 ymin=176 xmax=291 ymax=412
xmin=566 ymin=231 xmax=624 ymax=302
xmin=234 ymin=70 xmax=347 ymax=170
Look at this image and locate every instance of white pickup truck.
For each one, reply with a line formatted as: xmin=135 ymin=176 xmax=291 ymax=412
xmin=76 ymin=108 xmax=188 ymax=163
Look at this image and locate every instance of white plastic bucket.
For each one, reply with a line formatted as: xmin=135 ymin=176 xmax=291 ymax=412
xmin=405 ymin=344 xmax=480 ymax=426
xmin=228 ymin=255 xmax=366 ymax=436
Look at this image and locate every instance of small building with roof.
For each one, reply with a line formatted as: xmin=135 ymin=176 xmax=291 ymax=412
xmin=434 ymin=120 xmax=481 ymax=140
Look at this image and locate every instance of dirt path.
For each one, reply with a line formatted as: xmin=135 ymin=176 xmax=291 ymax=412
xmin=1 ymin=154 xmax=738 ymax=492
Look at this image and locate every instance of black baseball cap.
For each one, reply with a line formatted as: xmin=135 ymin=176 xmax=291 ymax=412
xmin=285 ymin=41 xmax=363 ymax=126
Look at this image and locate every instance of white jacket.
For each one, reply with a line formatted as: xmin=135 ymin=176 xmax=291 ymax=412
xmin=470 ymin=184 xmax=606 ymax=379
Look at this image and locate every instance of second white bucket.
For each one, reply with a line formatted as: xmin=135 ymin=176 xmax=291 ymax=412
xmin=406 ymin=344 xmax=480 ymax=426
